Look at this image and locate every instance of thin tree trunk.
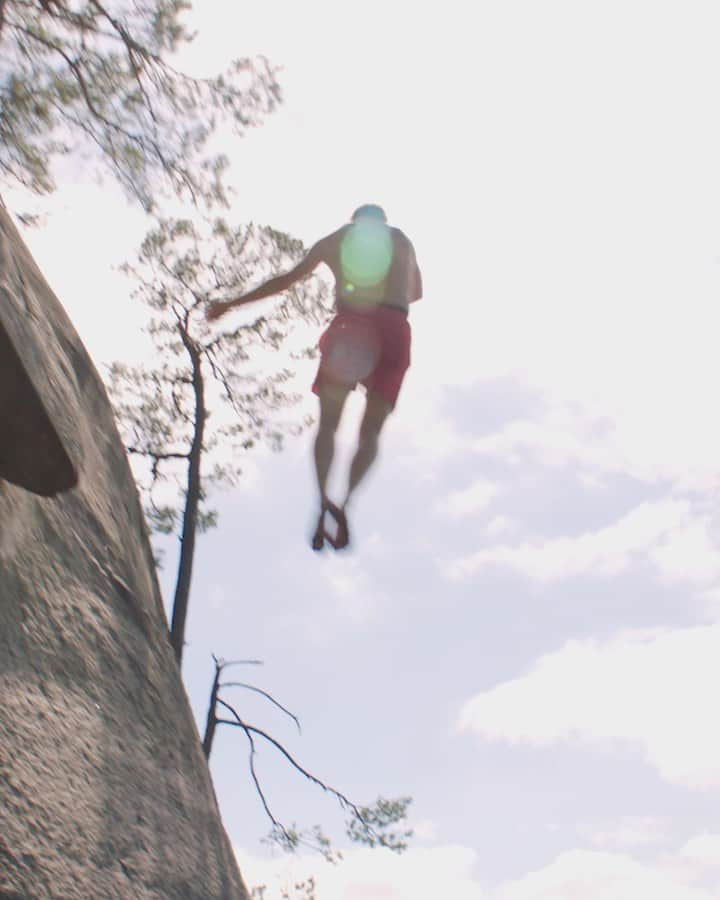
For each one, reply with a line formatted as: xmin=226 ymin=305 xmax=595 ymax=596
xmin=202 ymin=658 xmax=222 ymax=758
xmin=170 ymin=321 xmax=206 ymax=664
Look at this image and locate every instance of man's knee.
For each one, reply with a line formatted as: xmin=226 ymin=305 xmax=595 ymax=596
xmin=360 ymin=393 xmax=391 ymax=438
xmin=318 ymin=386 xmax=348 ymax=433
xmin=315 ymin=420 xmax=335 ymax=445
xmin=359 ymin=417 xmax=388 ymax=449
xmin=359 ymin=416 xmax=383 ymax=441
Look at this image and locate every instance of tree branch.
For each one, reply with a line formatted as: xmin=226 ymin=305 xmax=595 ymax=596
xmin=87 ymin=0 xmax=148 ymax=57
xmin=127 ymin=448 xmax=189 ymax=461
xmin=12 ymin=20 xmax=197 ymax=205
xmin=216 ymin=657 xmax=264 ymax=668
xmin=244 ymin=727 xmax=285 ymax=832
xmin=220 ymin=682 xmax=301 ymax=734
xmin=215 ymin=699 xmax=363 ymax=822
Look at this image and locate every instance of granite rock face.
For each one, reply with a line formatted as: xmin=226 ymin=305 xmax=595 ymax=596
xmin=0 ymin=205 xmax=247 ymax=900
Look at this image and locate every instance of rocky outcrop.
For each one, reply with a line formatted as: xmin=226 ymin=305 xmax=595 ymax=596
xmin=0 ymin=205 xmax=247 ymax=899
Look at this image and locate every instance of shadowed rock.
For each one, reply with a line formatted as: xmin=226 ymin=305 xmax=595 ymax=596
xmin=0 ymin=315 xmax=77 ymax=495
xmin=0 ymin=205 xmax=248 ymax=899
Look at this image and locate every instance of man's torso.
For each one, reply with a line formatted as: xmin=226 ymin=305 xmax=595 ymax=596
xmin=317 ymin=223 xmax=417 ymax=313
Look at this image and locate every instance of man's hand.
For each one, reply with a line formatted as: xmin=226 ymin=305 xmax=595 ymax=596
xmin=206 ymin=300 xmax=231 ymax=322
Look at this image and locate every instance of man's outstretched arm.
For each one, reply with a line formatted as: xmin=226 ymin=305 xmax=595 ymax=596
xmin=206 ymin=241 xmax=325 ymax=321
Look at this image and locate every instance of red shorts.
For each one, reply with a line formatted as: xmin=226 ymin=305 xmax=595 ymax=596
xmin=312 ymin=306 xmax=411 ymax=408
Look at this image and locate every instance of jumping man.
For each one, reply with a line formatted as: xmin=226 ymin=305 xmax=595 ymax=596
xmin=206 ymin=204 xmax=423 ymax=550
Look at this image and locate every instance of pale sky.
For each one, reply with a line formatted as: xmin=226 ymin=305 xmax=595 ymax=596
xmin=8 ymin=1 xmax=720 ymax=897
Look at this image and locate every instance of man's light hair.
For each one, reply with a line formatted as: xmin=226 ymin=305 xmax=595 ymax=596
xmin=351 ymin=204 xmax=387 ymax=223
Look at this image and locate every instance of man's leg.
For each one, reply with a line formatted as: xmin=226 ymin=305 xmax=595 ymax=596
xmin=314 ymin=384 xmax=350 ymax=506
xmin=343 ymin=391 xmax=392 ymax=507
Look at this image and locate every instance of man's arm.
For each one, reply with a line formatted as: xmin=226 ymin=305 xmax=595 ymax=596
xmin=206 ymin=240 xmax=326 ymax=321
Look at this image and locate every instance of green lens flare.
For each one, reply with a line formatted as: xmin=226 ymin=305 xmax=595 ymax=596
xmin=340 ymin=221 xmax=393 ymax=289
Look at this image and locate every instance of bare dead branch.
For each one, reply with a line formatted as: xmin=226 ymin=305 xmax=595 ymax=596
xmin=244 ymin=726 xmax=285 ymax=832
xmin=220 ymin=682 xmax=301 ymax=733
xmin=127 ymin=448 xmax=189 ymax=461
xmin=215 ymin=699 xmax=363 ymax=822
xmin=215 ymin=657 xmax=264 ymax=668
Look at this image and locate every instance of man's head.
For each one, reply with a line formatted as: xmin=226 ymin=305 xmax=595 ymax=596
xmin=351 ymin=204 xmax=387 ymax=224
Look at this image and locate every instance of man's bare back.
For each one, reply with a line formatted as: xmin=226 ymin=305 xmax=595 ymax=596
xmin=308 ymin=220 xmax=422 ymax=312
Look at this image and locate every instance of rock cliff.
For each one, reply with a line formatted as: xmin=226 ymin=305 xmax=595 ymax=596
xmin=0 ymin=204 xmax=247 ymax=899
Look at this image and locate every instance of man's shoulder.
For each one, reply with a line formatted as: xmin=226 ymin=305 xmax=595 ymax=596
xmin=390 ymin=225 xmax=413 ymax=244
xmin=312 ymin=227 xmax=347 ymax=257
xmin=389 ymin=227 xmax=417 ymax=256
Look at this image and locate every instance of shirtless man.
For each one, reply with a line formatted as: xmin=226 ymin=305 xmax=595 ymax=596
xmin=206 ymin=204 xmax=423 ymax=550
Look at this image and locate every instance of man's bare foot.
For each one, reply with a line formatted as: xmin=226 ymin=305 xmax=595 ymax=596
xmin=311 ymin=508 xmax=326 ymax=551
xmin=324 ymin=501 xmax=350 ymax=550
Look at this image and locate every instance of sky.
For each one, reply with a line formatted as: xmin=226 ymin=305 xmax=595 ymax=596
xmin=6 ymin=0 xmax=720 ymax=897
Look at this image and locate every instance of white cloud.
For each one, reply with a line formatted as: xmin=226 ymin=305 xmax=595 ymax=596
xmin=445 ymin=500 xmax=720 ymax=587
xmin=485 ymin=516 xmax=516 ymax=538
xmin=305 ymin=555 xmax=381 ymax=630
xmin=495 ymin=849 xmax=714 ymax=900
xmin=458 ymin=625 xmax=720 ymax=788
xmin=436 ymin=479 xmax=502 ymax=518
xmin=581 ymin=816 xmax=667 ymax=851
xmin=235 ymin=845 xmax=486 ymax=900
xmin=323 ymin=561 xmax=374 ymax=618
xmin=389 ymin=381 xmax=466 ymax=474
xmin=649 ymin=520 xmax=720 ymax=585
xmin=472 ymin=414 xmax=629 ymax=479
xmin=408 ymin=819 xmax=439 ymax=843
xmin=268 ymin=552 xmax=383 ymax=646
xmin=470 ymin=391 xmax=720 ymax=497
xmin=235 ymin=841 xmax=720 ymax=900
xmin=697 ymin=587 xmax=720 ymax=622
xmin=680 ymin=834 xmax=720 ymax=869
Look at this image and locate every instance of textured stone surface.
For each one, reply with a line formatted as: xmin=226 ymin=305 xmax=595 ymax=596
xmin=0 ymin=205 xmax=247 ymax=899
